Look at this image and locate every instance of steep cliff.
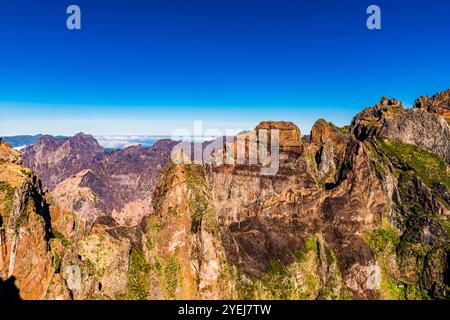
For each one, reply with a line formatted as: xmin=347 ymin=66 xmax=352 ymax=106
xmin=352 ymin=95 xmax=450 ymax=299
xmin=146 ymin=91 xmax=449 ymax=300
xmin=146 ymin=123 xmax=384 ymax=299
xmin=0 ymin=140 xmax=135 ymax=300
xmin=0 ymin=140 xmax=70 ymax=299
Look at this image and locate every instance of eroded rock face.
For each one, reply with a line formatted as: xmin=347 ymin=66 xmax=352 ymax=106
xmin=309 ymin=119 xmax=349 ymax=185
xmin=256 ymin=121 xmax=303 ymax=153
xmin=414 ymin=89 xmax=450 ymax=123
xmin=352 ymin=97 xmax=405 ymax=140
xmin=51 ymin=169 xmax=104 ymax=222
xmin=22 ymin=133 xmax=103 ymax=190
xmin=147 ymin=90 xmax=449 ymax=300
xmin=0 ymin=140 xmax=21 ymax=164
xmin=381 ymin=109 xmax=450 ymax=163
xmin=353 ymin=97 xmax=450 ymax=163
xmin=146 ymin=163 xmax=225 ymax=299
xmin=142 ymin=121 xmax=387 ymax=299
xmin=202 ymin=134 xmax=385 ymax=299
xmin=22 ymin=136 xmax=178 ymax=225
xmin=0 ymin=141 xmax=148 ymax=300
xmin=66 ymin=219 xmax=132 ymax=300
xmin=0 ymin=141 xmax=69 ymax=300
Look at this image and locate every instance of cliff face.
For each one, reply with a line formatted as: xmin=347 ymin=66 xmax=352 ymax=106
xmin=351 ymin=96 xmax=450 ymax=299
xmin=414 ymin=89 xmax=450 ymax=123
xmin=0 ymin=139 xmax=160 ymax=300
xmin=145 ymin=91 xmax=449 ymax=300
xmin=144 ymin=123 xmax=384 ymax=299
xmin=14 ymin=136 xmax=179 ymax=300
xmin=352 ymin=97 xmax=450 ymax=163
xmin=0 ymin=141 xmax=69 ymax=299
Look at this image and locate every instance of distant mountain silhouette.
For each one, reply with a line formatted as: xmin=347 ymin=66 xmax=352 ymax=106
xmin=1 ymin=134 xmax=66 ymax=149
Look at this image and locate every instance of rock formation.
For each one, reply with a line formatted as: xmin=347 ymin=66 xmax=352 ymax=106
xmin=143 ymin=90 xmax=449 ymax=300
xmin=22 ymin=136 xmax=178 ymax=225
xmin=0 ymin=140 xmax=69 ymax=299
xmin=352 ymin=97 xmax=450 ymax=163
xmin=414 ymin=89 xmax=450 ymax=123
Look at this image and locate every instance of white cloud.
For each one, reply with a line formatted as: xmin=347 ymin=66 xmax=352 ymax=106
xmin=94 ymin=136 xmax=163 ymax=149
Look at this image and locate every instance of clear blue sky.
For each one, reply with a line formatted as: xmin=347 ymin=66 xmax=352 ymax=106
xmin=0 ymin=0 xmax=449 ymax=136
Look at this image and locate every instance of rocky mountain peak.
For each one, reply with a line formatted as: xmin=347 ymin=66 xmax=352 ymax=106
xmin=352 ymin=91 xmax=450 ymax=163
xmin=22 ymin=134 xmax=104 ymax=190
xmin=379 ymin=96 xmax=402 ymax=107
xmin=255 ymin=121 xmax=302 ymax=152
xmin=310 ymin=119 xmax=348 ymax=145
xmin=67 ymin=133 xmax=103 ymax=152
xmin=151 ymin=138 xmax=178 ymax=150
xmin=0 ymin=140 xmax=21 ymax=164
xmin=308 ymin=119 xmax=349 ymax=186
xmin=351 ymin=97 xmax=405 ymax=140
xmin=34 ymin=134 xmax=61 ymax=148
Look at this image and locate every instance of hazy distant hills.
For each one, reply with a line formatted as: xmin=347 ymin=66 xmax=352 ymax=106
xmin=1 ymin=134 xmax=170 ymax=150
xmin=1 ymin=134 xmax=65 ymax=149
xmin=1 ymin=134 xmax=220 ymax=151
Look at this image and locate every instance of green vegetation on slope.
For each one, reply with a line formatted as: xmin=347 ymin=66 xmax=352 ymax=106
xmin=52 ymin=229 xmax=71 ymax=246
xmin=366 ymin=227 xmax=400 ymax=257
xmin=0 ymin=181 xmax=15 ymax=225
xmin=185 ymin=164 xmax=210 ymax=234
xmin=153 ymin=255 xmax=181 ymax=299
xmin=125 ymin=249 xmax=150 ymax=300
xmin=375 ymin=138 xmax=449 ymax=189
xmin=365 ymin=225 xmax=404 ymax=299
xmin=72 ymin=197 xmax=85 ymax=212
xmin=220 ymin=237 xmax=345 ymax=300
xmin=365 ymin=137 xmax=449 ymax=299
xmin=152 ymin=161 xmax=176 ymax=215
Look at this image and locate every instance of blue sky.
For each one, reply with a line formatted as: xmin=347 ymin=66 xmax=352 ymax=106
xmin=0 ymin=0 xmax=449 ymax=136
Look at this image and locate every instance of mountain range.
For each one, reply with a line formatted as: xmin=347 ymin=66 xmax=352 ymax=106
xmin=0 ymin=89 xmax=449 ymax=300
